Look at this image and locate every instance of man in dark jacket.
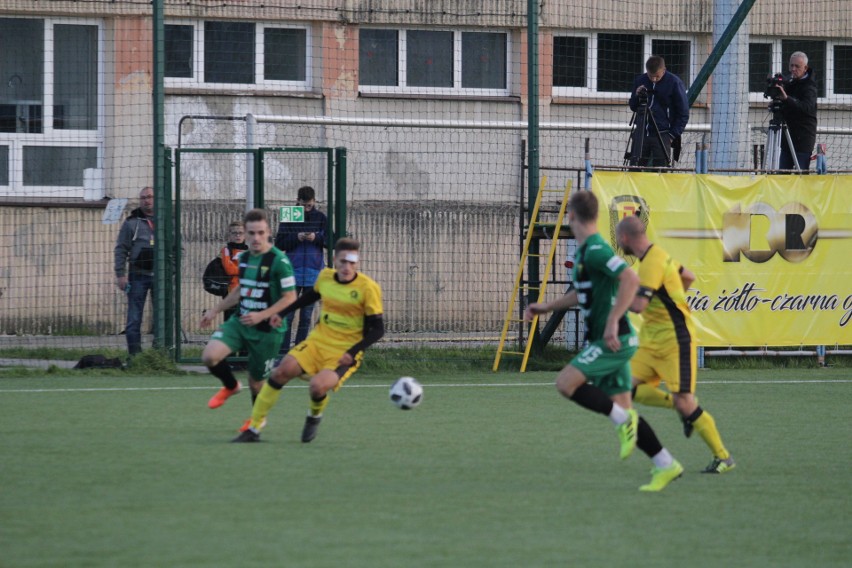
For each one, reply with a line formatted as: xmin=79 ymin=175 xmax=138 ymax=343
xmin=628 ymin=55 xmax=689 ymax=169
xmin=778 ymin=51 xmax=818 ymax=171
xmin=274 ymin=185 xmax=327 ymax=355
xmin=114 ymin=186 xmax=155 ymax=356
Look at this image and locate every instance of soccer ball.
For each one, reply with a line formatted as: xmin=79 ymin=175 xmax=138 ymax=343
xmin=389 ymin=376 xmax=423 ymax=410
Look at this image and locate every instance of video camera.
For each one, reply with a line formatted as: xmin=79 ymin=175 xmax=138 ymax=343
xmin=763 ymin=72 xmax=785 ymax=99
xmin=636 ymin=86 xmax=649 ymax=106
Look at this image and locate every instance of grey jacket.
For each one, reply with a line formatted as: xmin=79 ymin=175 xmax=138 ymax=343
xmin=114 ymin=208 xmax=155 ymax=277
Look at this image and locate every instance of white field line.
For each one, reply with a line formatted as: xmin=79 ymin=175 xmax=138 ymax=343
xmin=0 ymin=378 xmax=850 ymax=394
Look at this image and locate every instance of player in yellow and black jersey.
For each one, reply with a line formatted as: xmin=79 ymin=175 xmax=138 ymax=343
xmin=234 ymin=237 xmax=384 ymax=443
xmin=616 ymin=215 xmax=735 ymax=474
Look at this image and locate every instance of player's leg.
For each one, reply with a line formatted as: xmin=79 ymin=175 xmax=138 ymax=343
xmin=606 ymin=358 xmax=684 ymax=491
xmin=666 ymin=342 xmax=735 ymax=472
xmin=561 ymin=338 xmax=639 ymax=459
xmin=631 ymin=347 xmax=674 ymax=409
xmin=301 ymin=349 xmax=363 ymax=443
xmin=202 ymin=320 xmax=243 ymax=409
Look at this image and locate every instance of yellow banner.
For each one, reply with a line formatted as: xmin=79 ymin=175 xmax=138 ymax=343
xmin=593 ymin=171 xmax=852 ymax=347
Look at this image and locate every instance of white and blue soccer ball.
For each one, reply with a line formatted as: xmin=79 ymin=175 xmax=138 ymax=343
xmin=389 ymin=376 xmax=423 ymax=410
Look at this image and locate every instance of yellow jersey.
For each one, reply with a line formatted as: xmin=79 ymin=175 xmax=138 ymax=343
xmin=309 ymin=268 xmax=384 ymax=350
xmin=636 ymin=244 xmax=694 ymax=346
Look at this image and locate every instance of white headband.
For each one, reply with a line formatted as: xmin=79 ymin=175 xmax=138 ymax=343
xmin=343 ymin=253 xmax=359 ymax=263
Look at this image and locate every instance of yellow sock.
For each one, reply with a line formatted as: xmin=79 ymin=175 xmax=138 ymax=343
xmin=634 ymin=384 xmax=674 ymax=408
xmin=693 ymin=410 xmax=730 ymax=460
xmin=309 ymin=394 xmax=330 ymax=417
xmin=250 ymin=382 xmax=282 ymax=430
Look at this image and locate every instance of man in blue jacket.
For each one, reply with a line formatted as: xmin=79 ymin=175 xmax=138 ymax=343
xmin=275 ymin=185 xmax=327 ymax=355
xmin=628 ymin=56 xmax=689 ymax=169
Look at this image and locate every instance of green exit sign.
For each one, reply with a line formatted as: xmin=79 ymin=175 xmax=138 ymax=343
xmin=279 ymin=206 xmax=305 ymax=223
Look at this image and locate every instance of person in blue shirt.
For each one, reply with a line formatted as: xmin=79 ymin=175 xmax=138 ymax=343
xmin=628 ymin=55 xmax=689 ymax=169
xmin=274 ymin=185 xmax=328 ymax=355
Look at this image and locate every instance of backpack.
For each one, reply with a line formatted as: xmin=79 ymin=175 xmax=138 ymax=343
xmin=203 ymin=257 xmax=231 ymax=297
xmin=74 ymin=354 xmax=124 ymax=370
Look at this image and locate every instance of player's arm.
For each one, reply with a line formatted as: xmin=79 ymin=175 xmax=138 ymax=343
xmin=680 ymin=266 xmax=696 ymax=291
xmin=604 ymin=267 xmax=639 ymax=351
xmin=200 ymin=286 xmax=242 ymax=327
xmin=345 ymin=314 xmax=385 ymax=358
xmin=524 ymin=289 xmax=578 ymax=321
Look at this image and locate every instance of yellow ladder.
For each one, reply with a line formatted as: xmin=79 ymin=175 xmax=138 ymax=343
xmin=493 ymin=178 xmax=572 ymax=372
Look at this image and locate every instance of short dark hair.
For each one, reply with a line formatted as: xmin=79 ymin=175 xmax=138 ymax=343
xmin=334 ymin=237 xmax=360 ymax=254
xmin=646 ymin=55 xmax=665 ymax=73
xmin=297 ymin=186 xmax=316 ymax=201
xmin=568 ymin=191 xmax=599 ymax=223
xmin=244 ymin=208 xmax=269 ymax=226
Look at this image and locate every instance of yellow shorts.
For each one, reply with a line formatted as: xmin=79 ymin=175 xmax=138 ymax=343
xmin=631 ymin=340 xmax=696 ymax=394
xmin=287 ymin=337 xmax=363 ymax=392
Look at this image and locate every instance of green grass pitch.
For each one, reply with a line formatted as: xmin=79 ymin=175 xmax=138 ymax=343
xmin=1 ymin=367 xmax=849 ymax=567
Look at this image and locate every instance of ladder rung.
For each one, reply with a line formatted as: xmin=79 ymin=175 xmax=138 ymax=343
xmin=500 ymin=350 xmax=526 ymax=355
xmin=527 ymin=253 xmax=543 ymax=258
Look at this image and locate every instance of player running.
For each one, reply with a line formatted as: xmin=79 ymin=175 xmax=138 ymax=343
xmin=233 ymin=237 xmax=385 ymax=443
xmin=200 ymin=209 xmax=297 ymax=420
xmin=525 ymin=191 xmax=683 ymax=492
xmin=616 ymin=215 xmax=735 ymax=473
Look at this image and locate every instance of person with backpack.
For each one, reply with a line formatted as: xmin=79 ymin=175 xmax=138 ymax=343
xmin=220 ymin=221 xmax=248 ymax=322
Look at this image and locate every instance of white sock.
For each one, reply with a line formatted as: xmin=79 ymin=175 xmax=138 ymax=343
xmin=608 ymin=403 xmax=630 ymax=426
xmin=652 ymin=448 xmax=674 ymax=469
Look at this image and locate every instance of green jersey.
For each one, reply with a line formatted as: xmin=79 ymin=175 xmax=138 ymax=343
xmin=572 ymin=232 xmax=633 ymax=342
xmin=236 ymin=247 xmax=296 ymax=334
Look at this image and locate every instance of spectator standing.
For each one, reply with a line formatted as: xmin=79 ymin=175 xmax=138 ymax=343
xmin=777 ymin=51 xmax=818 ymax=171
xmin=114 ymin=186 xmax=155 ymax=357
xmin=274 ymin=186 xmax=327 ymax=355
xmin=628 ymin=55 xmax=689 ymax=168
xmin=221 ymin=220 xmax=248 ymax=323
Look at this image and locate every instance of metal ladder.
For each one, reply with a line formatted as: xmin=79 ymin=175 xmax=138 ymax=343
xmin=493 ymin=178 xmax=572 ymax=372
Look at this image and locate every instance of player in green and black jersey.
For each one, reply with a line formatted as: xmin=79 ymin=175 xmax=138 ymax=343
xmin=525 ymin=190 xmax=682 ymax=492
xmin=200 ymin=209 xmax=296 ymax=417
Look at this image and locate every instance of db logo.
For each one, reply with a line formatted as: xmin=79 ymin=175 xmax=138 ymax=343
xmin=722 ymin=202 xmax=817 ymax=263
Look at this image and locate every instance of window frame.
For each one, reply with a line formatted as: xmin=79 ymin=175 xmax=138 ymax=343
xmin=0 ymin=16 xmax=104 ymax=197
xmin=748 ymin=38 xmax=852 ymax=103
xmin=551 ymin=32 xmax=696 ymax=99
xmin=164 ymin=19 xmax=313 ymax=92
xmin=358 ymin=28 xmax=512 ymax=97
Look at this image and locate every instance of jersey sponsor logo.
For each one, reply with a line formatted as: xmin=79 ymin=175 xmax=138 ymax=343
xmin=241 ymin=299 xmax=269 ymax=310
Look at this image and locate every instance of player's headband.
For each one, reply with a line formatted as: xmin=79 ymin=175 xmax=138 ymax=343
xmin=343 ymin=253 xmax=359 ymax=263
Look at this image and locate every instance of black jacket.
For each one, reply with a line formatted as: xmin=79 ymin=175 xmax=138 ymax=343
xmin=780 ymin=69 xmax=818 ymax=154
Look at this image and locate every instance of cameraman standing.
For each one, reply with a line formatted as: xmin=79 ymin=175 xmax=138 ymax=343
xmin=628 ymin=55 xmax=689 ymax=169
xmin=777 ymin=51 xmax=818 ymax=171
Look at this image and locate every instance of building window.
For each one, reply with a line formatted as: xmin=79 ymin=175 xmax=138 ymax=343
xmin=835 ymin=45 xmax=852 ymax=95
xmin=164 ymin=20 xmax=311 ymax=89
xmin=553 ymin=36 xmax=587 ymax=88
xmin=0 ymin=17 xmax=102 ymax=196
xmin=165 ymin=24 xmax=193 ymax=78
xmin=359 ymin=28 xmax=510 ymax=95
xmin=360 ymin=29 xmax=398 ymax=86
xmin=553 ymin=33 xmax=693 ymax=97
xmin=749 ymin=42 xmax=773 ymax=93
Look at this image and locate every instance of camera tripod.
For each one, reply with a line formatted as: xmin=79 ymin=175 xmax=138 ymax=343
xmin=624 ymin=91 xmax=672 ymax=169
xmin=764 ymin=101 xmax=801 ymax=172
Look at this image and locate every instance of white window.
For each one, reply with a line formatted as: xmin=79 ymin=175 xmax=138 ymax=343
xmin=0 ymin=17 xmax=103 ymax=197
xmin=552 ymin=32 xmax=694 ymax=99
xmin=165 ymin=20 xmax=312 ymax=90
xmin=359 ymin=28 xmax=510 ymax=96
xmin=749 ymin=39 xmax=851 ymax=102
